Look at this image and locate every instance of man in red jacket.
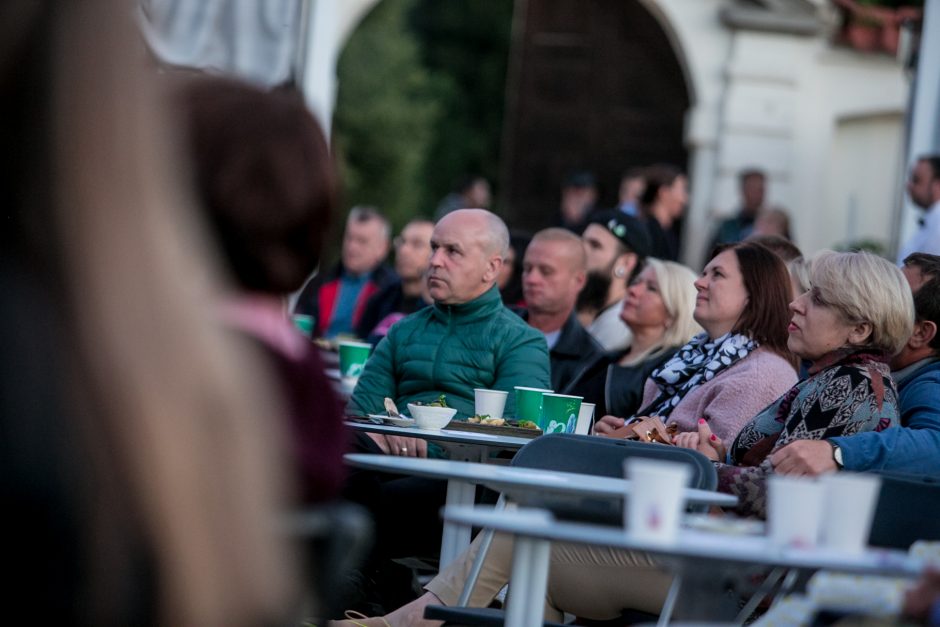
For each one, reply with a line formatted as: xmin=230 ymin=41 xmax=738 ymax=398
xmin=294 ymin=206 xmax=396 ymax=338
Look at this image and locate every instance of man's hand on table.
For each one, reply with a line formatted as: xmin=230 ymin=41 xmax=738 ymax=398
xmin=771 ymin=439 xmax=837 ymax=476
xmin=367 ymin=432 xmax=428 ymax=457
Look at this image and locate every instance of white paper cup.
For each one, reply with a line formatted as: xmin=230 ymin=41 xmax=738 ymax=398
xmin=820 ymin=473 xmax=882 ymax=554
xmin=575 ymin=402 xmax=595 ymax=435
xmin=768 ymin=475 xmax=825 ymax=548
xmin=473 ymin=388 xmax=509 ymax=419
xmin=624 ymin=458 xmax=691 ymax=545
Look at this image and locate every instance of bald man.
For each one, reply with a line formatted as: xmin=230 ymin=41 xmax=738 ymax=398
xmin=518 ymin=228 xmax=603 ymax=393
xmin=348 ymin=209 xmax=551 ymax=455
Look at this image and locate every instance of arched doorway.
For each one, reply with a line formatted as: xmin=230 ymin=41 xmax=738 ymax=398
xmin=502 ymin=0 xmax=691 ymax=229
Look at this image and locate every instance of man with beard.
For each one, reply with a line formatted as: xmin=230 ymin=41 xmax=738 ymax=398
xmin=576 ymin=211 xmax=650 ymax=351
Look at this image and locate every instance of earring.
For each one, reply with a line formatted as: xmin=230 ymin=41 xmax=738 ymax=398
xmin=615 ymin=267 xmax=625 ymax=278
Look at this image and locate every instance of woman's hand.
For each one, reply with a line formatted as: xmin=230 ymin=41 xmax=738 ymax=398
xmin=594 ymin=414 xmax=626 ymax=436
xmin=674 ymin=419 xmax=725 ymax=462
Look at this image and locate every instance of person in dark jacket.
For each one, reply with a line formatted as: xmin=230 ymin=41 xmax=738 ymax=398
xmin=515 ymin=228 xmax=603 ymax=393
xmin=294 ymin=206 xmax=396 ymax=338
xmin=356 ymin=218 xmax=434 ymax=345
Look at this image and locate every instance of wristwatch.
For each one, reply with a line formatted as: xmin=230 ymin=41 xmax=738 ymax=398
xmin=830 ymin=442 xmax=844 ymax=470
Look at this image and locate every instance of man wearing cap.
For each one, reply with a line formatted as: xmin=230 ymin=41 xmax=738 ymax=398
xmin=576 ymin=210 xmax=651 ymax=352
xmin=516 ymin=228 xmax=605 ymax=393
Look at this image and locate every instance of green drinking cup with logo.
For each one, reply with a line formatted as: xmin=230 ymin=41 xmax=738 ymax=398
xmin=338 ymin=341 xmax=373 ymax=378
xmin=539 ymin=393 xmax=583 ymax=434
xmin=514 ymin=386 xmax=553 ymax=425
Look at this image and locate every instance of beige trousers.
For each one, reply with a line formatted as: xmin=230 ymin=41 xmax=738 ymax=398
xmin=425 ymin=531 xmax=674 ymax=621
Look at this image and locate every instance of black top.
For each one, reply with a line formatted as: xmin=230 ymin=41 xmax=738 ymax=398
xmin=515 ymin=309 xmax=605 ymax=395
xmin=565 ymin=347 xmax=678 ymax=418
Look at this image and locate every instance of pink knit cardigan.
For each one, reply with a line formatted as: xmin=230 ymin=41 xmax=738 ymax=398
xmin=639 ymin=346 xmax=798 ymax=444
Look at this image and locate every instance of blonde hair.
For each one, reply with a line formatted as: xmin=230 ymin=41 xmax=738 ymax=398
xmin=624 ymin=258 xmax=702 ymax=364
xmin=45 ymin=2 xmax=295 ymax=624
xmin=809 ymin=251 xmax=914 ymax=356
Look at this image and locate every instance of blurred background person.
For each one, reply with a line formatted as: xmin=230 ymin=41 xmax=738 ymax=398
xmin=357 ymin=218 xmax=435 ymax=345
xmin=709 ymin=167 xmax=767 ymax=250
xmin=497 ymin=230 xmax=531 ymax=308
xmin=434 ymin=173 xmax=492 ymax=219
xmin=557 ymin=170 xmax=599 ymax=234
xmin=639 ymin=164 xmax=688 ymax=261
xmin=2 ymin=1 xmax=296 ymax=624
xmin=898 ymin=155 xmax=940 ymax=263
xmin=752 ymin=207 xmax=793 ymax=241
xmin=616 ymin=167 xmax=646 ymax=216
xmin=177 ymin=75 xmax=348 ymax=505
xmin=294 ymin=205 xmax=395 ymax=339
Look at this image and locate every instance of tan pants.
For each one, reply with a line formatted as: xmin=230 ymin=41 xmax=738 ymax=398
xmin=425 ymin=531 xmax=674 ymax=621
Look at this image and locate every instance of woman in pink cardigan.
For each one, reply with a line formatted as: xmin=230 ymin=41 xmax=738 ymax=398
xmin=335 ymin=242 xmax=799 ymax=626
xmin=595 ymin=241 xmax=799 ymax=443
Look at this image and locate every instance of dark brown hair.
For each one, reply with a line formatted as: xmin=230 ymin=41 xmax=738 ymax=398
xmin=180 ymin=76 xmax=336 ymax=293
xmin=639 ymin=163 xmax=682 ymax=208
xmin=710 ymin=241 xmax=795 ymax=364
xmin=904 ymin=253 xmax=940 ymax=351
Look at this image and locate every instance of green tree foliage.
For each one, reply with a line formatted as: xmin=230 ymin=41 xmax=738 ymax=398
xmin=408 ymin=0 xmax=514 ymax=210
xmin=333 ymin=0 xmax=441 ymax=231
xmin=333 ymin=0 xmax=512 ymax=232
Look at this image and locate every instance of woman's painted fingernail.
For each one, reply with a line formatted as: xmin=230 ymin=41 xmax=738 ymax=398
xmin=710 ymin=434 xmax=717 ymax=441
xmin=698 ymin=418 xmax=706 ymax=424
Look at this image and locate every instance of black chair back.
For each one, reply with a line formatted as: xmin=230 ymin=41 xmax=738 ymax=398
xmin=868 ymin=471 xmax=940 ymax=549
xmin=509 ymin=434 xmax=718 ymax=524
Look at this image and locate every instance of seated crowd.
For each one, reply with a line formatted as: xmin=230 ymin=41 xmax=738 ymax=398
xmin=115 ymin=69 xmax=940 ymax=624
xmin=283 ymin=151 xmax=940 ymax=625
xmin=10 ymin=4 xmax=940 ymax=625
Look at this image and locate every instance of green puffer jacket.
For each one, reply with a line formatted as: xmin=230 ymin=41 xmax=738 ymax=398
xmin=349 ymin=285 xmax=550 ymax=419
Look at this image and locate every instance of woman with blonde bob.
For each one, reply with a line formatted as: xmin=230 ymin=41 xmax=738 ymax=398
xmin=566 ymin=258 xmax=703 ymax=418
xmin=340 ymin=251 xmax=912 ymax=626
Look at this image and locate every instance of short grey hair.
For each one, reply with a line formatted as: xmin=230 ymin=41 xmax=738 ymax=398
xmin=809 ymin=251 xmax=914 ymax=356
xmin=347 ymin=205 xmax=391 ymax=241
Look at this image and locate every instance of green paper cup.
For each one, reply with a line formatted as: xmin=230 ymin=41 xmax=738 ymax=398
xmin=514 ymin=386 xmax=553 ymax=424
xmin=338 ymin=341 xmax=372 ymax=378
xmin=539 ymin=393 xmax=583 ymax=434
xmin=291 ymin=314 xmax=315 ymax=338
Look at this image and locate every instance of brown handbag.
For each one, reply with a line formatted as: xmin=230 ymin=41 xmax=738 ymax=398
xmin=601 ymin=415 xmax=678 ymax=445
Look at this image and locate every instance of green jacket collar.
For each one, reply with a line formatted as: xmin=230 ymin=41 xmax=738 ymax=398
xmin=430 ymin=284 xmax=503 ymax=323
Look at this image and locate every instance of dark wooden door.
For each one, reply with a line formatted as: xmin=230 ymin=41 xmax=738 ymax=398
xmin=500 ymin=0 xmax=690 ymax=230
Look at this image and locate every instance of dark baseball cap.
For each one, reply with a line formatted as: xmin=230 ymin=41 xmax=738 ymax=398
xmin=587 ymin=210 xmax=651 ymax=258
xmin=563 ymin=170 xmax=596 ymax=189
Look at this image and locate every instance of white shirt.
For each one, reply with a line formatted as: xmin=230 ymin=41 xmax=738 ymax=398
xmin=898 ymin=200 xmax=940 ymax=264
xmin=586 ymin=301 xmax=633 ymax=352
xmin=542 ymin=329 xmax=562 ymax=350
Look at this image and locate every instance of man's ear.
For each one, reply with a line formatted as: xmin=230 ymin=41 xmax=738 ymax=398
xmin=482 ymin=254 xmax=503 ymax=284
xmin=615 ymin=252 xmax=638 ymax=279
xmin=909 ymin=319 xmax=938 ymax=350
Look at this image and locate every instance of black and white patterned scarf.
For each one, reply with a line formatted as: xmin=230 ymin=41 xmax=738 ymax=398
xmin=637 ymin=332 xmax=758 ymax=420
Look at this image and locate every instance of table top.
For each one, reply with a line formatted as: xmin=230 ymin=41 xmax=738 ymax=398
xmin=441 ymin=505 xmax=925 ymax=578
xmin=345 ymin=420 xmax=533 ymax=450
xmin=344 ymin=453 xmax=739 ymax=508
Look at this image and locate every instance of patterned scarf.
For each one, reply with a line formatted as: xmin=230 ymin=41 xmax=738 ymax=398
xmin=639 ymin=332 xmax=758 ymax=420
